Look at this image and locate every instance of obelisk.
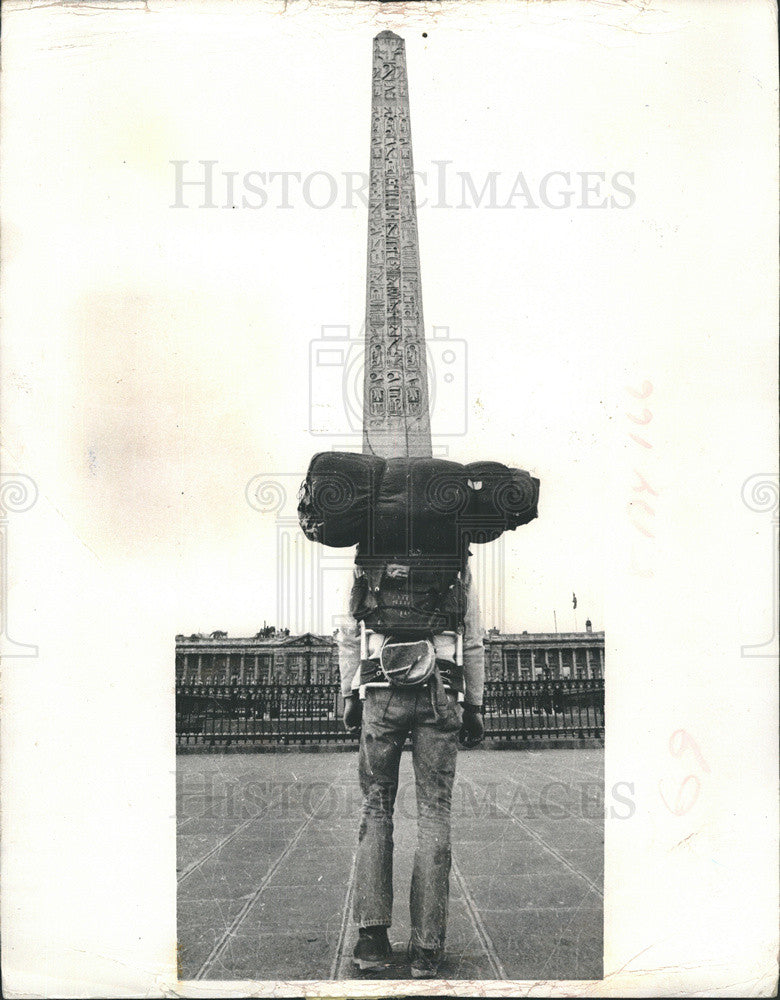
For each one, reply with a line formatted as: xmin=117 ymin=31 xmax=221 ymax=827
xmin=363 ymin=31 xmax=432 ymax=459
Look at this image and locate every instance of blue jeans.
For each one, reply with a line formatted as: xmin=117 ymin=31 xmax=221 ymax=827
xmin=353 ymin=685 xmax=462 ymax=950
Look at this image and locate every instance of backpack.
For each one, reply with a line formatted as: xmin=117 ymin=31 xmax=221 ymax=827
xmin=298 ymin=451 xmax=538 ymax=553
xmin=349 ymin=559 xmax=466 ymax=638
xmin=298 ymin=451 xmax=539 ymax=638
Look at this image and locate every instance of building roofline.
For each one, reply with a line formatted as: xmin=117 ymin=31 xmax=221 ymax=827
xmin=485 ymin=631 xmax=604 ymax=640
xmin=175 ymin=630 xmax=604 ymax=647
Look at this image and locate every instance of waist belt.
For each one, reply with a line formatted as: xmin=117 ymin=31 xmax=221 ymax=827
xmin=358 ymin=656 xmax=464 ymax=694
xmin=354 ymin=626 xmax=466 ymax=725
xmin=357 ymin=656 xmax=464 ymax=726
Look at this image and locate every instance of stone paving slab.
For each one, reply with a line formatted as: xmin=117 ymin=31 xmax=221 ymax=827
xmin=177 ymin=747 xmax=603 ymax=982
xmin=178 ymin=897 xmax=252 ymax=975
xmin=482 ymin=902 xmax=604 ymax=981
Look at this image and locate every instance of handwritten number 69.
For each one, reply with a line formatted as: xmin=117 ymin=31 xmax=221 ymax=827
xmin=659 ymin=729 xmax=709 ymax=816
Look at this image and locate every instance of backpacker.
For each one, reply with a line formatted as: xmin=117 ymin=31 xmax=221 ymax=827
xmin=297 ymin=451 xmax=540 ymax=696
xmin=349 ymin=558 xmax=465 ymax=637
xmin=349 ymin=557 xmax=467 ymax=695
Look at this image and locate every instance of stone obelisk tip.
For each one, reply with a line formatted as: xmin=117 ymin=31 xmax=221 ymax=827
xmin=363 ymin=28 xmax=432 ymax=458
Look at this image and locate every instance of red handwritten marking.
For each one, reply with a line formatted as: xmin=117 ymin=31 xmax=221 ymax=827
xmin=626 ymin=381 xmax=656 ymax=555
xmin=626 ymin=381 xmax=653 ymax=399
xmin=633 ymin=471 xmax=659 ymax=496
xmin=628 ymin=560 xmax=653 ymax=577
xmin=659 ymin=774 xmax=701 ymax=816
xmin=660 ymin=729 xmax=710 ymax=816
xmin=669 ymin=729 xmax=711 ymax=774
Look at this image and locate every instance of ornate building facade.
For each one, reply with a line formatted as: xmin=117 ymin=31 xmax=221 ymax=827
xmin=484 ymin=622 xmax=604 ymax=681
xmin=176 ymin=623 xmax=605 ymax=685
xmin=175 ymin=631 xmax=340 ymax=686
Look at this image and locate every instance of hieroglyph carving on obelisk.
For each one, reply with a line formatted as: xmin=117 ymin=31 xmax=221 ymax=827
xmin=363 ymin=31 xmax=432 ymax=459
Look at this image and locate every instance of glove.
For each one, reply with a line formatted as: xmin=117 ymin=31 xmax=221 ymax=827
xmin=459 ymin=704 xmax=484 ymax=748
xmin=343 ymin=694 xmax=363 ymax=732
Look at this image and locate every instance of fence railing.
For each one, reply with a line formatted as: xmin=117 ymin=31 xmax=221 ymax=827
xmin=176 ymin=679 xmax=604 ymax=748
xmin=481 ymin=679 xmax=604 ymax=741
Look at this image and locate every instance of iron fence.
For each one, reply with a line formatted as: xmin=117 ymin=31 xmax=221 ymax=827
xmin=481 ymin=678 xmax=604 ymax=741
xmin=176 ymin=679 xmax=604 ymax=748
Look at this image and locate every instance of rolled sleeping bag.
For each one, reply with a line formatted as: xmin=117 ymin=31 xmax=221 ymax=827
xmin=464 ymin=461 xmax=540 ymax=543
xmin=297 ymin=451 xmax=384 ymax=547
xmin=299 ymin=452 xmax=539 ymax=550
xmin=370 ymin=457 xmax=471 ymax=558
xmin=298 ymin=453 xmax=471 ymax=555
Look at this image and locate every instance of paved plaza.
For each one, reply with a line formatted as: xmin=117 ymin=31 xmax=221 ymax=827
xmin=177 ymin=747 xmax=604 ymax=983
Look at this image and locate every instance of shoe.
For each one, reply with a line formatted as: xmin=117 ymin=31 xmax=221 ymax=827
xmin=408 ymin=941 xmax=442 ymax=978
xmin=352 ymin=926 xmax=392 ymax=971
